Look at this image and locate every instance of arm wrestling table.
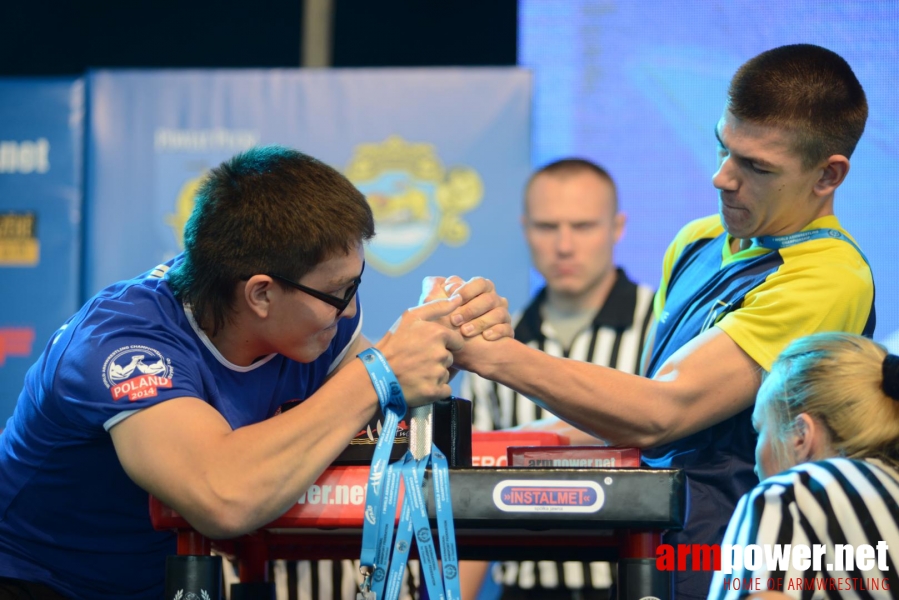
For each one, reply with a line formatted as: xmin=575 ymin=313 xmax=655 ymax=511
xmin=151 ymin=431 xmax=685 ymax=600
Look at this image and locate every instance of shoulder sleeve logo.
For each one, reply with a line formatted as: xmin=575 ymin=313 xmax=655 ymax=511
xmin=102 ymin=345 xmax=174 ymax=402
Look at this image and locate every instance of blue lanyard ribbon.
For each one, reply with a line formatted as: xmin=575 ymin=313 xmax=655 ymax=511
xmin=752 ymin=228 xmax=869 ymax=264
xmin=384 ymin=447 xmax=460 ymax=600
xmin=357 ymin=348 xmax=407 ymax=598
xmin=429 ymin=447 xmax=461 ymax=600
xmin=383 ymin=453 xmax=423 ymax=600
xmin=356 ymin=348 xmax=459 ymax=600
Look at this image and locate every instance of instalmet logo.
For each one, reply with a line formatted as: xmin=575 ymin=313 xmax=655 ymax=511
xmin=492 ymin=480 xmax=604 ymax=513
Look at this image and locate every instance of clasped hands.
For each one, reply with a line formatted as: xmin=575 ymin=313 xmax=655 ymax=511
xmin=373 ymin=275 xmax=511 ymax=406
xmin=421 ymin=275 xmax=511 ymax=342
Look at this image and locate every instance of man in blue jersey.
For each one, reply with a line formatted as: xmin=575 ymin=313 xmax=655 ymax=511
xmin=0 ymin=146 xmax=511 ymax=600
xmin=454 ymin=44 xmax=875 ymax=599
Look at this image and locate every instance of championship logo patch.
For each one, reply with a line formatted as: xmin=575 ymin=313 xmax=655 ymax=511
xmin=102 ymin=345 xmax=174 ymax=401
xmin=492 ymin=479 xmax=605 ymax=514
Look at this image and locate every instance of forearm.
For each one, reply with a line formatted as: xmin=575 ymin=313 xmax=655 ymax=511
xmin=121 ymin=298 xmax=470 ymax=538
xmin=117 ymin=359 xmax=380 ymax=539
xmin=459 ymin=561 xmax=491 ymax=600
xmin=468 ymin=332 xmax=759 ymax=448
xmin=472 ymin=338 xmax=672 ymax=447
xmin=204 ymin=360 xmax=379 ymax=535
xmin=514 ymin=417 xmax=607 ymax=445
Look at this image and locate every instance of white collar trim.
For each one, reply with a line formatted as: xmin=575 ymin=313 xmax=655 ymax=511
xmin=183 ymin=305 xmax=277 ymax=372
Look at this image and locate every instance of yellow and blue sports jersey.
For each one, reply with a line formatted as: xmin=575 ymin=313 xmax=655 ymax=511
xmin=643 ymin=213 xmax=874 ymax=599
xmin=649 ymin=214 xmax=874 ymax=375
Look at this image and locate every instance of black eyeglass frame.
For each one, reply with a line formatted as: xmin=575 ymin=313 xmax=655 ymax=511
xmin=269 ymin=262 xmax=364 ymax=316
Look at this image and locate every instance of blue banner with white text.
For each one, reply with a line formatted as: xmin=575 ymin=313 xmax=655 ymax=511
xmin=85 ymin=68 xmax=532 ymax=346
xmin=0 ymin=77 xmax=84 ymax=423
xmin=521 ymin=0 xmax=899 ymax=347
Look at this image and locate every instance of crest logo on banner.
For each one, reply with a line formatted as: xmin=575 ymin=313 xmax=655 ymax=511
xmin=166 ymin=175 xmax=205 ymax=249
xmin=346 ymin=136 xmax=483 ymax=276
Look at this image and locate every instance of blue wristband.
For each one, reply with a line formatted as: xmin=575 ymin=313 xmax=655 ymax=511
xmin=356 ymin=349 xmax=458 ymax=600
xmin=357 ymin=348 xmax=407 ymax=416
xmin=357 ymin=347 xmax=408 ymax=593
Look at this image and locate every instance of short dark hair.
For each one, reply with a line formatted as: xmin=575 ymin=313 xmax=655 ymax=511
xmin=728 ymin=44 xmax=868 ymax=169
xmin=167 ymin=145 xmax=374 ymax=334
xmin=525 ymin=158 xmax=618 ymax=213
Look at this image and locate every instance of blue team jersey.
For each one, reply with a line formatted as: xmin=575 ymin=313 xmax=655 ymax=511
xmin=644 ymin=215 xmax=874 ymax=599
xmin=0 ymin=255 xmax=362 ymax=599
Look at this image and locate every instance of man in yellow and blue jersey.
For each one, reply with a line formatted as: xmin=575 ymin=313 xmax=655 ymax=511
xmin=455 ymin=44 xmax=874 ymax=600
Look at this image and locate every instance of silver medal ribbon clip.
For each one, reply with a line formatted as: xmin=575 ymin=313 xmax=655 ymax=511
xmin=357 ymin=568 xmax=375 ymax=600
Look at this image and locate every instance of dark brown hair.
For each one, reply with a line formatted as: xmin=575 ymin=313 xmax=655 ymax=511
xmin=167 ymin=145 xmax=374 ymax=334
xmin=728 ymin=44 xmax=868 ymax=169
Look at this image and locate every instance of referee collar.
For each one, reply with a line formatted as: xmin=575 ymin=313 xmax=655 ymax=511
xmin=514 ymin=267 xmax=638 ymax=343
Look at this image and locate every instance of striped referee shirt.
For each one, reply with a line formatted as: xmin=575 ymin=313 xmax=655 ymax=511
xmin=462 ymin=268 xmax=654 ymax=591
xmin=709 ymin=458 xmax=899 ymax=599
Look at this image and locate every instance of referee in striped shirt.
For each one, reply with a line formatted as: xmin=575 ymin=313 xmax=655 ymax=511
xmin=709 ymin=332 xmax=899 ymax=599
xmin=463 ymin=158 xmax=654 ymax=599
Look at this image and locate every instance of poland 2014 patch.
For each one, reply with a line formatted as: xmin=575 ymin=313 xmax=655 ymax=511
xmin=101 ymin=345 xmax=173 ymax=402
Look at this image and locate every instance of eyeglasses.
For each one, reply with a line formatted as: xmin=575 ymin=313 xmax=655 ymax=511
xmin=269 ymin=262 xmax=364 ymax=316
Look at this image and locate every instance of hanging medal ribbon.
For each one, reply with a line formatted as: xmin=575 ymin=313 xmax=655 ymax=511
xmin=356 ymin=348 xmax=460 ymax=600
xmin=357 ymin=348 xmax=407 ymax=600
xmin=752 ymin=228 xmax=869 ymax=264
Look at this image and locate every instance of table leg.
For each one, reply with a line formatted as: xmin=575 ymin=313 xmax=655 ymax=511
xmin=616 ymin=530 xmax=671 ymax=600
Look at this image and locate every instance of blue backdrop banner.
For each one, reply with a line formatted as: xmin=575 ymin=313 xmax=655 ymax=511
xmin=85 ymin=68 xmax=532 ymax=345
xmin=0 ymin=77 xmax=84 ymax=423
xmin=520 ymin=0 xmax=899 ymax=348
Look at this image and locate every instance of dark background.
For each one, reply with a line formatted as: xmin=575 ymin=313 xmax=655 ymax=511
xmin=0 ymin=0 xmax=518 ymax=74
